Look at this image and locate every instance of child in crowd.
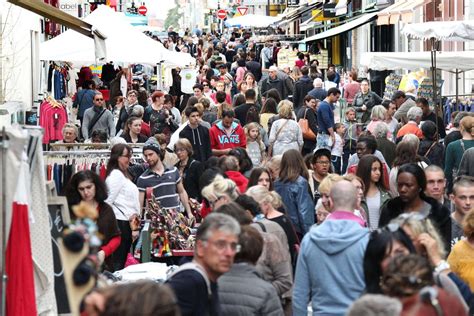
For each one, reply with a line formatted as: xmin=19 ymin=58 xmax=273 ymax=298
xmin=245 ymin=122 xmax=266 ymax=167
xmin=331 ymin=123 xmax=345 ymax=174
xmin=342 ymin=107 xmax=360 ymax=173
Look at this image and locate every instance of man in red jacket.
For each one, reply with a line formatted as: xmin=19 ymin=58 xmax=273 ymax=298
xmin=209 ymin=109 xmax=246 ymax=156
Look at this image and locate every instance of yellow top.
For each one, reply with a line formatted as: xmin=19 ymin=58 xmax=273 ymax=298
xmin=448 ymin=239 xmax=474 ymax=291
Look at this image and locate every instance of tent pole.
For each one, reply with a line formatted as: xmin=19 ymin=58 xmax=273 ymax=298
xmin=1 ymin=127 xmax=8 ymax=316
xmin=430 ymin=38 xmax=439 ymax=135
xmin=455 ymin=69 xmax=459 ymax=106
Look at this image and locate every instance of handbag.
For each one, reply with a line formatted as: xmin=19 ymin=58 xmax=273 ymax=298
xmin=268 ymin=119 xmax=290 ymax=156
xmin=298 ymin=108 xmax=316 ymax=141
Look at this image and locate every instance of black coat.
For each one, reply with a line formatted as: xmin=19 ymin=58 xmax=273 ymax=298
xmin=353 ymin=91 xmax=383 ymax=123
xmin=293 ymin=76 xmax=314 ymax=111
xmin=176 ymin=159 xmax=204 ymax=201
xmin=179 ymin=124 xmax=212 ymax=163
xmin=261 ymin=77 xmax=288 ymax=100
xmin=418 ymin=140 xmax=445 ymax=168
xmin=379 ymin=196 xmax=451 ymax=253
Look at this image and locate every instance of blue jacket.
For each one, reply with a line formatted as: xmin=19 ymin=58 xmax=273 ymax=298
xmin=274 ymin=176 xmax=314 ymax=235
xmin=73 ymin=89 xmax=96 ymax=118
xmin=293 ymin=218 xmax=369 ymax=316
xmin=317 ymin=100 xmax=335 ymax=134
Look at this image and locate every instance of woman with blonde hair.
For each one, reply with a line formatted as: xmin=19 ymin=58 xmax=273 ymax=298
xmin=366 ymin=105 xmax=388 ymax=137
xmin=246 ymin=185 xmax=299 ymax=265
xmin=201 ymin=178 xmax=240 ymax=211
xmin=449 ymin=208 xmax=474 ymax=291
xmin=391 ymin=214 xmax=471 ymax=312
xmin=268 ymin=100 xmax=303 ymax=156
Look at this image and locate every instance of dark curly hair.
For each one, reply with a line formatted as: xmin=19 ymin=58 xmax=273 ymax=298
xmin=65 ymin=170 xmax=108 ymax=206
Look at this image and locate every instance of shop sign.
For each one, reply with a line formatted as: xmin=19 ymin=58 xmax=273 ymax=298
xmin=59 ymin=0 xmax=82 ymax=17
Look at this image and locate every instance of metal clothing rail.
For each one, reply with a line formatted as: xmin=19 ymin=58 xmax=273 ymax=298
xmin=44 ymin=149 xmax=144 ymax=156
xmin=49 ymin=143 xmax=146 ymax=148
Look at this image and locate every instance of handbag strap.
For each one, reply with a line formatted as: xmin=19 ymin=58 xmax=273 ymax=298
xmin=303 ymin=108 xmax=309 ymax=120
xmin=275 ymin=119 xmax=290 ymax=140
xmin=424 ymin=141 xmax=438 ymax=158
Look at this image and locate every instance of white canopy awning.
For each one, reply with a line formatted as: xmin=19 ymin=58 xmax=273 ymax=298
xmin=302 ymin=12 xmax=377 ymax=43
xmin=402 ymin=20 xmax=474 ymax=41
xmin=40 ymin=5 xmax=194 ymax=67
xmin=360 ymin=51 xmax=474 ymax=71
xmin=224 ymin=14 xmax=280 ymax=28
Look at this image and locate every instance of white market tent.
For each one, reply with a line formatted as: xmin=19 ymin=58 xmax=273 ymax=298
xmin=360 ymin=51 xmax=474 ymax=72
xmin=401 ymin=20 xmax=474 ymax=41
xmin=40 ymin=5 xmax=194 ymax=67
xmin=225 ymin=14 xmax=280 ymax=28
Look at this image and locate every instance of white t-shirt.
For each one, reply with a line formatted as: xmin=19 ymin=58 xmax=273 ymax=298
xmin=330 ymin=133 xmax=343 ymax=157
xmin=180 ymin=69 xmax=198 ymax=94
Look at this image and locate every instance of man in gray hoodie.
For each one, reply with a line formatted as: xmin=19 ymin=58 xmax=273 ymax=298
xmin=293 ymin=180 xmax=369 ymax=315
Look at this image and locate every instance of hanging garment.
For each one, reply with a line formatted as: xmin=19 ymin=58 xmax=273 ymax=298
xmin=6 ymin=160 xmax=37 ymax=316
xmin=27 ymin=131 xmax=58 ymax=315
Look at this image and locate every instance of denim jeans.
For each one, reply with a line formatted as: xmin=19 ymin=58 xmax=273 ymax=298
xmin=316 ymin=133 xmax=331 ymax=151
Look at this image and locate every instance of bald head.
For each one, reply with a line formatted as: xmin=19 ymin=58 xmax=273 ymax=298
xmin=330 ymin=180 xmax=357 ymax=211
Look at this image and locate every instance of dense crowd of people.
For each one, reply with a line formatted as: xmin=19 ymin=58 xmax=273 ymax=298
xmin=63 ymin=30 xmax=474 ymax=316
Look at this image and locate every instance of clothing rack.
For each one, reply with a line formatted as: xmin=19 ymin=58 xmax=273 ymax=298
xmin=49 ymin=142 xmax=145 ymax=148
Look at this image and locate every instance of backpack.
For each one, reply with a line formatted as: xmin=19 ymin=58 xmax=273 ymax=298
xmin=166 ymin=261 xmax=211 ymax=296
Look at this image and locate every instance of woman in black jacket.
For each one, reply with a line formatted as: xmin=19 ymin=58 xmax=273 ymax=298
xmin=418 ymin=120 xmax=445 ymax=167
xmin=174 ymin=138 xmax=204 ymax=201
xmin=379 ymin=163 xmax=451 ymax=253
xmin=296 ymin=95 xmax=319 ymax=155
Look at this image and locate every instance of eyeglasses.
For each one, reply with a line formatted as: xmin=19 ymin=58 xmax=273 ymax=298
xmin=120 ymin=154 xmax=132 ymax=158
xmin=203 ymin=84 xmax=209 ymax=86
xmin=175 ymin=148 xmax=186 ymax=153
xmin=94 ymin=98 xmax=104 ymax=101
xmin=204 ymin=239 xmax=241 ymax=253
xmin=316 ymin=160 xmax=330 ymax=165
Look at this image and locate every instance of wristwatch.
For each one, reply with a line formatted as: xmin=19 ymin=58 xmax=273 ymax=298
xmin=434 ymin=260 xmax=450 ymax=274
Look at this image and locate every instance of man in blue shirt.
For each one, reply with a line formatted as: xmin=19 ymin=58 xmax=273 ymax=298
xmin=316 ymin=87 xmax=341 ymax=151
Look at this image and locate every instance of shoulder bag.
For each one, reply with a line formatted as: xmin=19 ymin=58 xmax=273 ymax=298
xmin=298 ymin=108 xmax=316 ymax=141
xmin=268 ymin=119 xmax=289 ymax=156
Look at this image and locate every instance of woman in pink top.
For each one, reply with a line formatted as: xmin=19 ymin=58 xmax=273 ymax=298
xmin=343 ymin=71 xmax=360 ymax=106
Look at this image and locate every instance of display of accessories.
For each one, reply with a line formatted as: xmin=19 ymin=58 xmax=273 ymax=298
xmin=140 ymin=193 xmax=196 ymax=258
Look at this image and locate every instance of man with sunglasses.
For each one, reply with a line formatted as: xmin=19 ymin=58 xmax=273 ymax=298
xmin=81 ymin=92 xmax=115 ymax=140
xmin=167 ymin=213 xmax=240 ymax=316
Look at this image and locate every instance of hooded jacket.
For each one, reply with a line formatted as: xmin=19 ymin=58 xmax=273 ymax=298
xmin=218 ymin=263 xmax=284 ymax=316
xmin=209 ymin=121 xmax=246 ymax=151
xmin=179 ymin=124 xmax=212 ymax=163
xmin=225 ymin=171 xmax=248 ymax=193
xmin=293 ymin=216 xmax=369 ymax=315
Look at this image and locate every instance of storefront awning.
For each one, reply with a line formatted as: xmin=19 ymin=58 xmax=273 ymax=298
xmin=377 ymin=0 xmax=428 ymax=25
xmin=302 ymin=12 xmax=377 ymax=43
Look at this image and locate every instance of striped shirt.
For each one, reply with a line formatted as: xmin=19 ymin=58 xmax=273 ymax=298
xmin=137 ymin=167 xmax=181 ymax=209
